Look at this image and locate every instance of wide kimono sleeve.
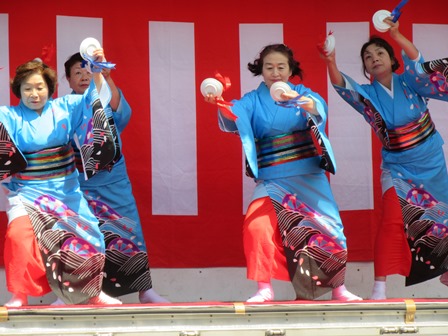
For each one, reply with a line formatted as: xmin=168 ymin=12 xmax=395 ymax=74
xmin=217 ymin=91 xmax=259 ymax=176
xmin=296 ymin=85 xmax=337 ymax=174
xmin=332 ymin=73 xmax=393 ymax=150
xmin=332 ymin=73 xmax=373 ymax=116
xmin=71 ymin=80 xmax=119 ymax=180
xmin=100 ymin=90 xmax=128 ymax=165
xmin=0 ymin=107 xmax=27 ymax=180
xmin=332 ymin=73 xmax=387 ymax=128
xmin=402 ymin=51 xmax=448 ymax=102
xmin=218 ymin=91 xmax=255 ymax=133
xmin=110 ymin=89 xmax=132 ymax=133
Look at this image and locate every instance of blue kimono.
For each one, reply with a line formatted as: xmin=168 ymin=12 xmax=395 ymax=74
xmin=73 ymin=90 xmax=153 ymax=297
xmin=220 ymin=82 xmax=348 ymax=300
xmin=0 ymin=81 xmax=117 ymax=304
xmin=333 ymin=51 xmax=448 ymax=285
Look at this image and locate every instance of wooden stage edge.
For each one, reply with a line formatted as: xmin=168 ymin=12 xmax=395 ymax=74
xmin=0 ymin=299 xmax=447 ymax=336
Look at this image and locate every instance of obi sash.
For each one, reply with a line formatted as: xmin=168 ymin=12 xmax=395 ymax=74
xmin=15 ymin=144 xmax=76 ymax=180
xmin=384 ymin=111 xmax=435 ymax=152
xmin=256 ymin=130 xmax=318 ymax=169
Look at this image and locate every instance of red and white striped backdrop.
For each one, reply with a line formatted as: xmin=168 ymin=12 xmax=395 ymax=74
xmin=0 ymin=0 xmax=447 ymax=267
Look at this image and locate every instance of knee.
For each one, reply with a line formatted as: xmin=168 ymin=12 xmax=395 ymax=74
xmin=5 ymin=216 xmax=34 ymax=245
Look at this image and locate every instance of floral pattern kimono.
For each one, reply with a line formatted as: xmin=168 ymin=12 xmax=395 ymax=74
xmin=333 ymin=52 xmax=448 ymax=285
xmin=0 ymin=81 xmax=118 ymax=304
xmin=220 ymin=81 xmax=348 ymax=300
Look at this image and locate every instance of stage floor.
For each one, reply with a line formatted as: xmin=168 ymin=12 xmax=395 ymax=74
xmin=1 ymin=299 xmax=448 ymax=336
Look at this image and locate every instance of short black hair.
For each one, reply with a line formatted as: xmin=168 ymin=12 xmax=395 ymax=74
xmin=247 ymin=44 xmax=303 ymax=80
xmin=64 ymin=52 xmax=84 ymax=78
xmin=360 ymin=36 xmax=400 ymax=79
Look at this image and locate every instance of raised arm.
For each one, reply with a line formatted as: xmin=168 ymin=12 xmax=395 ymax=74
xmin=319 ymin=48 xmax=345 ymax=88
xmin=101 ymin=68 xmax=120 ymax=111
xmin=91 ymin=48 xmax=113 ymax=99
xmin=384 ymin=17 xmax=419 ymax=60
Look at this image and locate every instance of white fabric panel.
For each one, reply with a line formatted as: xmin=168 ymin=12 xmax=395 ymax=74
xmin=413 ymin=24 xmax=448 ymax=165
xmin=56 ymin=16 xmax=102 ymax=96
xmin=150 ymin=21 xmax=198 ymax=215
xmin=327 ymin=22 xmax=374 ymax=210
xmin=0 ymin=14 xmax=9 ymax=106
xmin=0 ymin=14 xmax=9 ymax=212
xmin=239 ymin=24 xmax=283 ymax=214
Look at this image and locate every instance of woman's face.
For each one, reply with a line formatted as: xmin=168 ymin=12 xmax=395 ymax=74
xmin=261 ymin=51 xmax=292 ymax=88
xmin=362 ymin=43 xmax=393 ymax=78
xmin=20 ymin=73 xmax=49 ymax=114
xmin=67 ymin=61 xmax=92 ymax=94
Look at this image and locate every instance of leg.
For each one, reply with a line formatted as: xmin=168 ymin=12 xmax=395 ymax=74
xmin=4 ymin=215 xmax=51 ymax=307
xmin=371 ymin=187 xmax=410 ymax=300
xmin=243 ymin=197 xmax=289 ymax=302
xmin=89 ymin=182 xmax=166 ymax=302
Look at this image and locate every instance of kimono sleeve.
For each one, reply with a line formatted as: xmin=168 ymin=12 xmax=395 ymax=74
xmin=332 ymin=73 xmax=371 ymax=116
xmin=298 ymin=86 xmax=337 ymax=174
xmin=218 ymin=91 xmax=255 ymax=134
xmin=218 ymin=109 xmax=238 ymax=133
xmin=73 ymin=80 xmax=119 ymax=180
xmin=0 ymin=107 xmax=27 ymax=180
xmin=402 ymin=51 xmax=448 ymax=102
xmin=111 ymin=89 xmax=132 ymax=133
xmin=217 ymin=92 xmax=259 ymax=177
xmin=298 ymin=86 xmax=327 ymax=125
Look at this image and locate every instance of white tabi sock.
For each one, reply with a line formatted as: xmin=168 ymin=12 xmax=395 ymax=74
xmin=370 ymin=280 xmax=387 ymax=300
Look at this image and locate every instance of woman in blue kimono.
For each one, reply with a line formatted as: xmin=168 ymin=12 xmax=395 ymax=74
xmin=320 ymin=16 xmax=448 ymax=299
xmin=63 ymin=52 xmax=168 ymax=303
xmin=204 ymin=44 xmax=362 ymax=302
xmin=2 ymin=52 xmax=121 ymax=306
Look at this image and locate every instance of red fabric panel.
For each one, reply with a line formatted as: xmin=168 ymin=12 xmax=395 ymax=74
xmin=0 ymin=212 xmax=7 ymax=264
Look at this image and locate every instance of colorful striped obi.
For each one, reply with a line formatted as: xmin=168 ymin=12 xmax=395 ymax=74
xmin=385 ymin=111 xmax=435 ymax=152
xmin=256 ymin=130 xmax=318 ymax=169
xmin=15 ymin=144 xmax=76 ymax=180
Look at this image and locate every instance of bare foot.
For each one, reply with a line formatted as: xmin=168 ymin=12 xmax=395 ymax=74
xmin=87 ymin=291 xmax=122 ymax=305
xmin=4 ymin=293 xmax=28 ymax=307
xmin=139 ymin=289 xmax=170 ymax=303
